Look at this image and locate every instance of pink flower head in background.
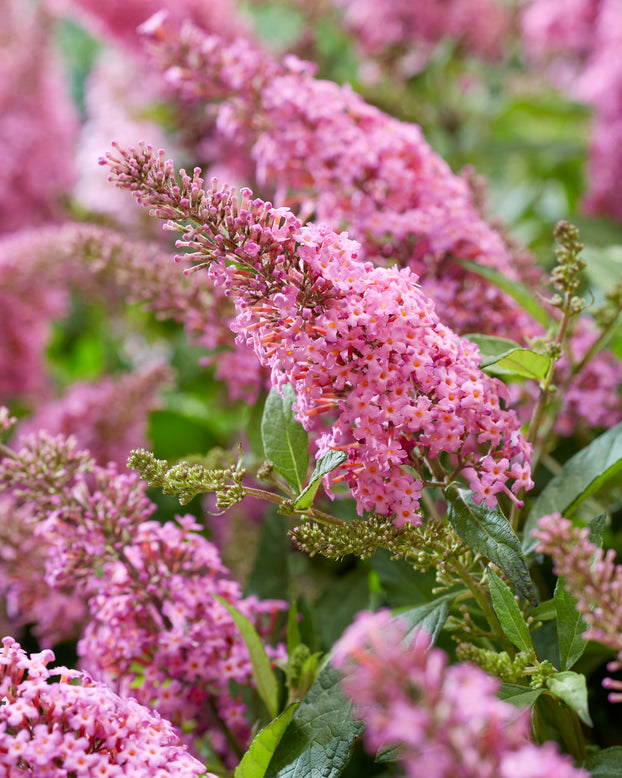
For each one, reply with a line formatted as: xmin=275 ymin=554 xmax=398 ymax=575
xmin=332 ymin=610 xmax=589 ymax=778
xmin=334 ymin=0 xmax=510 ymax=77
xmin=521 ymin=0 xmax=622 ymax=222
xmin=533 ymin=513 xmax=622 ymax=703
xmin=17 ymin=363 xmax=172 ymax=468
xmin=0 ymin=0 xmax=78 ymax=235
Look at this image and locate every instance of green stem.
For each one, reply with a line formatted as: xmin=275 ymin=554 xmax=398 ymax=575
xmin=446 ymin=555 xmax=507 ymax=646
xmin=242 ymin=487 xmax=345 ymax=526
xmin=206 ymin=697 xmax=245 ymax=761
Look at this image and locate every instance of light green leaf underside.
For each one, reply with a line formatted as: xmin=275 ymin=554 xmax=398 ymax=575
xmin=235 ymin=705 xmax=300 ymax=778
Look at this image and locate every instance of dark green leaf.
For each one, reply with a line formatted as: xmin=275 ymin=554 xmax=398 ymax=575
xmin=265 ymin=664 xmax=363 ymax=778
xmin=261 ymin=385 xmax=309 ymax=492
xmin=498 ymin=683 xmax=544 ymax=708
xmin=294 ymin=450 xmax=348 ymax=510
xmin=487 ymin=569 xmax=534 ymax=653
xmin=214 ymin=596 xmax=280 ymax=720
xmin=546 ymin=671 xmax=593 ymax=726
xmin=447 ymin=489 xmax=537 ymax=605
xmin=316 ymin=568 xmax=370 ymax=649
xmin=372 ymin=549 xmax=437 ymax=609
xmin=458 ymin=260 xmax=552 ymax=328
xmin=235 ymin=704 xmax=300 ymax=778
xmin=523 ymin=422 xmax=622 ymax=553
xmin=555 ymin=578 xmax=588 ymax=671
xmin=398 ymin=594 xmax=454 ymax=643
xmin=586 ymin=747 xmax=622 ymax=777
xmin=247 ymin=512 xmax=289 ymax=600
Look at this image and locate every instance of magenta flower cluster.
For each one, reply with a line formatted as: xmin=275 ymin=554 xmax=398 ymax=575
xmin=105 ymin=147 xmax=532 ymax=524
xmin=522 ymin=0 xmax=622 ymax=221
xmin=0 ymin=636 xmax=205 ymax=776
xmin=0 ymin=428 xmax=286 ymax=763
xmin=332 ymin=611 xmax=589 ymax=778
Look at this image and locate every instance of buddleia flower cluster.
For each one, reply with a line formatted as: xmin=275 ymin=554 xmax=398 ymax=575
xmin=0 ymin=636 xmax=206 ymax=777
xmin=104 ymin=145 xmax=532 ymax=525
xmin=0 ymin=424 xmax=286 ymax=764
xmin=332 ymin=611 xmax=589 ymax=778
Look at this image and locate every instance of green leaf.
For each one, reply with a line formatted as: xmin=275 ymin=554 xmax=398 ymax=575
xmin=316 ymin=568 xmax=370 ymax=649
xmin=398 ymin=594 xmax=454 ymax=644
xmin=498 ymin=683 xmax=544 ymax=708
xmin=294 ymin=450 xmax=348 ymax=510
xmin=372 ymin=549 xmax=437 ymax=609
xmin=546 ymin=671 xmax=593 ymax=726
xmin=531 ymin=598 xmax=557 ymax=622
xmin=487 ymin=569 xmax=534 ymax=653
xmin=235 ymin=704 xmax=300 ymax=778
xmin=485 ymin=348 xmax=552 ymax=381
xmin=555 ymin=578 xmax=588 ymax=671
xmin=523 ymin=422 xmax=622 ymax=553
xmin=583 ymin=244 xmax=622 ymax=293
xmin=261 ymin=385 xmax=309 ymax=492
xmin=466 ymin=335 xmax=551 ymax=380
xmin=589 ymin=513 xmax=607 ymax=549
xmin=214 ymin=596 xmax=280 ymax=720
xmin=247 ymin=512 xmax=289 ymax=600
xmin=458 ymin=260 xmax=552 ymax=328
xmin=447 ymin=489 xmax=537 ymax=605
xmin=466 ymin=334 xmax=522 ymax=363
xmin=586 ymin=746 xmax=622 ymax=777
xmin=265 ymin=664 xmax=363 ymax=778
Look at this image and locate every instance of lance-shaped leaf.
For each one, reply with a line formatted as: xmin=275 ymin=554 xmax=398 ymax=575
xmin=555 ymin=578 xmax=588 ymax=671
xmin=484 ymin=348 xmax=551 ymax=381
xmin=487 ymin=568 xmax=534 ymax=653
xmin=466 ymin=334 xmax=522 ymax=363
xmin=398 ymin=594 xmax=455 ymax=644
xmin=294 ymin=450 xmax=348 ymax=510
xmin=447 ymin=489 xmax=537 ymax=605
xmin=458 ymin=259 xmax=552 ymax=328
xmin=262 ymin=384 xmax=309 ymax=492
xmin=214 ymin=596 xmax=280 ymax=720
xmin=466 ymin=335 xmax=551 ymax=380
xmin=498 ymin=683 xmax=544 ymax=708
xmin=546 ymin=671 xmax=593 ymax=727
xmin=236 ymin=704 xmax=300 ymax=778
xmin=265 ymin=664 xmax=363 ymax=778
xmin=523 ymin=422 xmax=622 ymax=553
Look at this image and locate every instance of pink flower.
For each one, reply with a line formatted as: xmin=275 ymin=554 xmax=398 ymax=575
xmin=105 ymin=148 xmax=533 ymax=524
xmin=0 ymin=636 xmax=206 ymax=775
xmin=333 ymin=610 xmax=589 ymax=778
